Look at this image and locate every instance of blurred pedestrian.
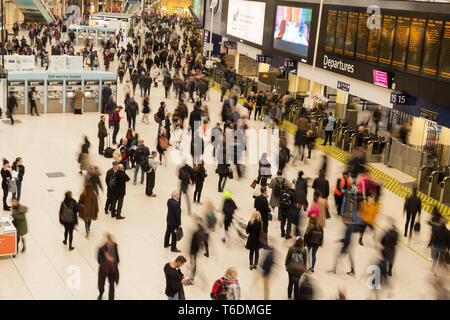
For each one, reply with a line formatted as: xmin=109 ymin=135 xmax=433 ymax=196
xmin=285 ymin=237 xmax=307 ymax=300
xmin=78 ymin=182 xmax=98 ymax=238
xmin=97 ymin=233 xmax=120 ymax=300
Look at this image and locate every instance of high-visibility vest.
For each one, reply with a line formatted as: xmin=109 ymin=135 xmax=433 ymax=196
xmin=334 ymin=176 xmax=351 ymax=196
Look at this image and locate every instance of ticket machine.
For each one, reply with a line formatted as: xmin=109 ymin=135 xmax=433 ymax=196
xmin=66 ymin=81 xmax=82 ymax=112
xmin=7 ymin=81 xmax=26 ymax=114
xmin=28 ymin=81 xmax=45 ymax=114
xmin=84 ymin=81 xmax=99 ymax=112
xmin=47 ymin=81 xmax=63 ymax=113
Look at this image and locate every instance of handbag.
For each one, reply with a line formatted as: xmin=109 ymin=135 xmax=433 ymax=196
xmin=175 ymin=226 xmax=184 ymax=241
xmin=228 ymin=169 xmax=233 ymax=179
xmin=258 ymin=221 xmax=268 ymax=246
xmin=413 ymin=222 xmax=421 ymax=232
xmin=7 ymin=178 xmax=17 ymax=194
xmin=250 ymin=179 xmax=258 ymax=189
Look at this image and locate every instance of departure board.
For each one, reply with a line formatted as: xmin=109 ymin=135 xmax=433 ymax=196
xmin=325 ymin=9 xmax=337 ymax=52
xmin=438 ymin=21 xmax=450 ymax=81
xmin=366 ymin=16 xmax=382 ymax=62
xmin=379 ymin=15 xmax=397 ymax=65
xmin=334 ymin=10 xmax=348 ymax=55
xmin=355 ymin=13 xmax=370 ymax=59
xmin=421 ymin=19 xmax=444 ymax=78
xmin=406 ymin=17 xmax=427 ymax=74
xmin=392 ymin=16 xmax=411 ymax=69
xmin=344 ymin=11 xmax=358 ymax=57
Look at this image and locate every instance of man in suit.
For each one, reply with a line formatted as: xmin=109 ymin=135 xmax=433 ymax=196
xmin=110 ymin=164 xmax=130 ymax=220
xmin=105 ymin=161 xmax=119 ymax=215
xmin=164 ymin=191 xmax=182 ymax=252
xmin=254 ymin=186 xmax=271 ymax=234
xmin=98 ymin=115 xmax=108 ymax=155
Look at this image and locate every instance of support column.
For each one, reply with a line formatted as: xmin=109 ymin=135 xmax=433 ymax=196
xmin=439 ymin=126 xmax=450 ymax=166
xmin=409 ymin=116 xmax=428 ymax=149
xmin=335 ymin=89 xmax=348 ymax=120
xmin=235 ymin=53 xmax=240 ymax=74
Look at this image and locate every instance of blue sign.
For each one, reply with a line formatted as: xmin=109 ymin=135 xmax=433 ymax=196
xmin=284 ymin=60 xmax=297 ymax=70
xmin=390 ymin=92 xmax=416 ymax=105
xmin=337 ymin=81 xmax=350 ymax=92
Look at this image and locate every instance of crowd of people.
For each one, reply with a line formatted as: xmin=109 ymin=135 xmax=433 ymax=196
xmin=1 ymin=11 xmax=448 ymax=301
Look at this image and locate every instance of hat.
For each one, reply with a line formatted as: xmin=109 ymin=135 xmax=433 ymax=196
xmin=112 ymin=161 xmax=120 ymax=165
xmin=3 ymin=159 xmax=9 ymax=165
xmin=223 ymin=190 xmax=232 ymax=200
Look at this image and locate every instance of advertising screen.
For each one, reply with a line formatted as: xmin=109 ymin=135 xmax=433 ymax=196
xmin=373 ymin=69 xmax=388 ymax=88
xmin=226 ymin=0 xmax=266 ymax=45
xmin=273 ymin=6 xmax=313 ymax=58
xmin=192 ymin=0 xmax=205 ymax=22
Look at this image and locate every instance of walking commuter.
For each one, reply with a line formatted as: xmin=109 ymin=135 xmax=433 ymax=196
xmin=110 ymin=164 xmax=129 ymax=220
xmin=328 ymin=212 xmax=355 ymax=276
xmin=164 ymin=191 xmax=182 ymax=252
xmin=78 ymin=182 xmax=98 ymax=238
xmin=294 ymin=171 xmax=308 ymax=214
xmin=404 ymin=186 xmax=422 ymax=238
xmin=11 ymin=197 xmax=28 ymax=255
xmin=59 ymin=191 xmax=82 ymax=251
xmin=104 ymin=161 xmax=119 ymax=214
xmin=222 ymin=190 xmax=238 ymax=242
xmin=279 ymin=181 xmax=298 ymax=239
xmin=285 ymin=237 xmax=307 ymax=300
xmin=97 ymin=233 xmax=120 ymax=300
xmin=246 ymin=211 xmax=263 ymax=270
xmin=269 ymin=170 xmax=286 ymax=221
xmin=193 ymin=162 xmax=207 ymax=204
xmin=125 ymin=96 xmax=138 ymax=131
xmin=133 ymin=139 xmax=150 ymax=185
xmin=7 ymin=92 xmax=18 ymax=125
xmin=164 ymin=255 xmax=187 ymax=300
xmin=28 ymin=87 xmax=40 ymax=116
xmin=304 ymin=215 xmax=324 ymax=273
xmin=254 ymin=186 xmax=271 ymax=234
xmin=429 ymin=217 xmax=449 ymax=272
xmin=257 ymin=153 xmax=272 ymax=187
xmin=142 ymin=94 xmax=150 ymax=124
xmin=11 ymin=157 xmax=25 ymax=201
xmin=78 ymin=136 xmax=91 ymax=175
xmin=111 ymin=106 xmax=123 ymax=145
xmin=98 ymin=115 xmax=108 ymax=155
xmin=312 ymin=169 xmax=330 ymax=201
xmin=144 ymin=151 xmax=159 ymax=197
xmin=322 ymin=112 xmax=335 ymax=145
xmin=85 ymin=166 xmax=103 ymax=196
xmin=178 ymin=162 xmax=194 ymax=215
xmin=380 ymin=224 xmax=399 ymax=277
xmin=334 ymin=172 xmax=351 ymax=216
xmin=189 ymin=223 xmax=209 ymax=281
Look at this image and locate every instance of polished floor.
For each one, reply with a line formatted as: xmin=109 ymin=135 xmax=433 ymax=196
xmin=0 ymin=33 xmax=444 ymax=300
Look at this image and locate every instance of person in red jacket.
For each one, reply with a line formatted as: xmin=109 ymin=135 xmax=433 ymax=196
xmin=111 ymin=106 xmax=122 ymax=145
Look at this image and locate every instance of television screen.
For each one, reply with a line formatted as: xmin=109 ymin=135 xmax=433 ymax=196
xmin=373 ymin=69 xmax=388 ymax=88
xmin=273 ymin=5 xmax=313 ymax=58
xmin=226 ymin=0 xmax=266 ymax=45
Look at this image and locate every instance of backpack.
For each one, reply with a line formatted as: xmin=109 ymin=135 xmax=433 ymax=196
xmin=113 ymin=148 xmax=122 ymax=162
xmin=135 ymin=147 xmax=148 ymax=164
xmin=273 ymin=178 xmax=285 ymax=198
xmin=210 ymin=277 xmax=228 ymax=300
xmin=61 ymin=203 xmax=75 ymax=223
xmin=206 ymin=209 xmax=217 ymax=230
xmin=307 ymin=225 xmax=323 ymax=247
xmin=279 ymin=190 xmax=292 ymax=210
xmin=141 ymin=156 xmax=151 ymax=173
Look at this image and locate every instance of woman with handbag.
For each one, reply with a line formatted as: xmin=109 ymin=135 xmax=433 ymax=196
xmin=304 ymin=215 xmax=324 ymax=273
xmin=78 ymin=182 xmax=98 ymax=238
xmin=1 ymin=159 xmax=13 ymax=211
xmin=285 ymin=237 xmax=307 ymax=300
xmin=59 ymin=191 xmax=82 ymax=251
xmin=245 ymin=211 xmax=263 ymax=270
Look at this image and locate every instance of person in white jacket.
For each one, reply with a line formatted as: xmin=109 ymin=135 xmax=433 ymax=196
xmin=150 ymin=64 xmax=160 ymax=87
xmin=170 ymin=121 xmax=184 ymax=150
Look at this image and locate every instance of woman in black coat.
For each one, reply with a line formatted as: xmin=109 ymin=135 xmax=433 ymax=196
xmin=295 ymin=171 xmax=308 ymax=211
xmin=1 ymin=159 xmax=12 ymax=211
xmin=246 ymin=211 xmax=263 ymax=270
xmin=193 ymin=162 xmax=207 ymax=204
xmin=97 ymin=233 xmax=120 ymax=300
xmin=59 ymin=191 xmax=82 ymax=250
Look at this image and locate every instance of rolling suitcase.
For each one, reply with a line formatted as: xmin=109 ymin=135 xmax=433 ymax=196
xmin=104 ymin=135 xmax=114 ymax=158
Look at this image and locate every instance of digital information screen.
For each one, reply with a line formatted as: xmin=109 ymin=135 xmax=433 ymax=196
xmin=421 ymin=19 xmax=444 ymax=77
xmin=366 ymin=17 xmax=382 ymax=62
xmin=406 ymin=17 xmax=426 ymax=74
xmin=334 ymin=10 xmax=348 ymax=55
xmin=392 ymin=16 xmax=411 ymax=69
xmin=438 ymin=21 xmax=450 ymax=81
xmin=379 ymin=15 xmax=397 ymax=65
xmin=325 ymin=9 xmax=337 ymax=52
xmin=273 ymin=5 xmax=313 ymax=58
xmin=355 ymin=12 xmax=369 ymax=59
xmin=226 ymin=0 xmax=266 ymax=45
xmin=344 ymin=11 xmax=358 ymax=57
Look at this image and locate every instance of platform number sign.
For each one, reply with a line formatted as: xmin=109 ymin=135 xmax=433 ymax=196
xmin=284 ymin=60 xmax=297 ymax=70
xmin=390 ymin=92 xmax=416 ymax=105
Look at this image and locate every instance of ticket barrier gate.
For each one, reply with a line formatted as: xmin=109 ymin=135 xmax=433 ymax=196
xmin=47 ymin=81 xmax=63 ymax=113
xmin=418 ymin=166 xmax=433 ymax=194
xmin=440 ymin=175 xmax=450 ymax=204
xmin=28 ymin=81 xmax=45 ymax=114
xmin=66 ymin=81 xmax=82 ymax=112
xmin=427 ymin=167 xmax=447 ymax=200
xmin=84 ymin=81 xmax=99 ymax=112
xmin=7 ymin=81 xmax=25 ymax=114
xmin=336 ymin=123 xmax=348 ymax=148
xmin=366 ymin=137 xmax=387 ymax=163
xmin=341 ymin=130 xmax=353 ymax=151
xmin=349 ymin=133 xmax=357 ymax=154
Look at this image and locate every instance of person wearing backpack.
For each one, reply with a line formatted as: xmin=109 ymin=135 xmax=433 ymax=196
xmin=144 ymin=151 xmax=159 ymax=197
xmin=59 ymin=191 xmax=82 ymax=251
xmin=304 ymin=215 xmax=324 ymax=273
xmin=285 ymin=237 xmax=307 ymax=299
xmin=133 ymin=139 xmax=150 ymax=185
xmin=294 ymin=171 xmax=308 ymax=214
xmin=269 ymin=171 xmax=286 ymax=221
xmin=279 ymin=181 xmax=297 ymax=239
xmin=222 ymin=190 xmax=238 ymax=242
xmin=211 ymin=267 xmax=241 ymax=300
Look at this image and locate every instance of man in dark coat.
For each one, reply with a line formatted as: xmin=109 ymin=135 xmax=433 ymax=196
xmin=254 ymin=186 xmax=271 ymax=233
xmin=97 ymin=233 xmax=120 ymax=300
xmin=110 ymin=164 xmax=130 ymax=220
xmin=189 ymin=104 xmax=202 ymax=137
xmin=105 ymin=161 xmax=119 ymax=214
xmin=189 ymin=223 xmax=209 ymax=280
xmin=102 ymin=85 xmax=112 ymax=113
xmin=312 ymin=169 xmax=330 ymax=200
xmin=164 ymin=191 xmax=182 ymax=252
xmin=97 ymin=115 xmax=108 ymax=155
xmin=7 ymin=92 xmax=18 ymax=125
